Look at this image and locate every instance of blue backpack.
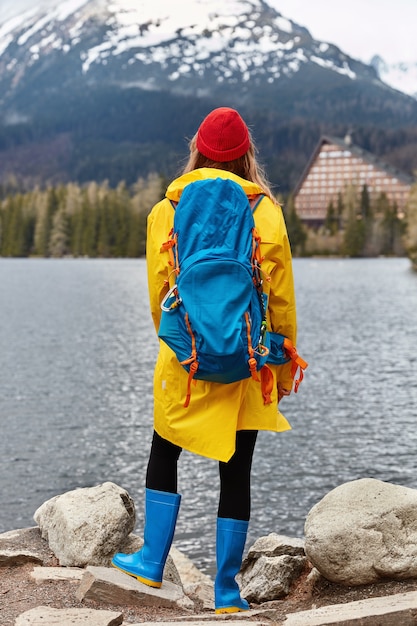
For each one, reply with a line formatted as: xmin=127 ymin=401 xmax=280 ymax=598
xmin=158 ymin=177 xmax=271 ymax=406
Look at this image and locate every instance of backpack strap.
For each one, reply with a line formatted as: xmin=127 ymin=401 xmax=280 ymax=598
xmin=249 ymin=193 xmax=265 ymax=212
xmin=244 ymin=312 xmax=260 ymax=382
xmin=260 ymin=364 xmax=274 ymax=405
xmin=283 ymin=338 xmax=308 ymax=392
xmin=179 ymin=312 xmax=199 ymax=408
xmin=171 ymin=193 xmax=264 ymax=211
xmin=250 ymin=198 xmax=270 ymax=359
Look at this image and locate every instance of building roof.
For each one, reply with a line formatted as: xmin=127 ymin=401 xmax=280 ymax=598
xmin=293 ymin=135 xmax=415 ymax=196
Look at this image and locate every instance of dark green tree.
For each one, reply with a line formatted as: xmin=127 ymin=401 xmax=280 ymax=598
xmin=283 ymin=196 xmax=307 ymax=256
xmin=378 ymin=194 xmax=401 ymax=256
xmin=403 ymin=182 xmax=417 ymax=270
xmin=342 ymin=188 xmax=366 ymax=257
xmin=360 ymin=184 xmax=372 ymax=221
xmin=0 ymin=194 xmax=34 ymax=256
xmin=336 ymin=192 xmax=344 ymax=230
xmin=324 ymin=200 xmax=338 ymax=235
xmin=96 ymin=193 xmax=111 ymax=257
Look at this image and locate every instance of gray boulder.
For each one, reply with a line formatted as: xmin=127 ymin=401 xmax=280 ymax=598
xmin=238 ymin=533 xmax=307 ymax=603
xmin=34 ymin=482 xmax=135 ymax=567
xmin=305 ymin=478 xmax=417 ymax=585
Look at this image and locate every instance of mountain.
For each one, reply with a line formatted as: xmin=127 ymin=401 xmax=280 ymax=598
xmin=370 ymin=55 xmax=417 ymax=100
xmin=0 ymin=0 xmax=417 ymax=192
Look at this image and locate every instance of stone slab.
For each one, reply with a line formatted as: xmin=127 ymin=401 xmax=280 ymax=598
xmin=76 ymin=565 xmax=194 ymax=610
xmin=0 ymin=549 xmax=43 ymax=566
xmin=0 ymin=527 xmax=39 ymax=541
xmin=14 ymin=606 xmax=123 ymax=626
xmin=129 ymin=622 xmax=269 ymax=626
xmin=0 ymin=527 xmax=52 ymax=565
xmin=31 ymin=565 xmax=85 ymax=582
xmin=164 ymin=610 xmax=272 ymax=623
xmin=284 ymin=590 xmax=417 ymax=625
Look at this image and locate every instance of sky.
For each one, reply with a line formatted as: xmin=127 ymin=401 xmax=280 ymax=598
xmin=0 ymin=0 xmax=416 ymax=65
xmin=274 ymin=0 xmax=417 ymax=65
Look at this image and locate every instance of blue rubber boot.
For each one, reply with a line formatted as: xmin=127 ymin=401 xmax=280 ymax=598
xmin=111 ymin=488 xmax=181 ymax=588
xmin=214 ymin=517 xmax=250 ymax=613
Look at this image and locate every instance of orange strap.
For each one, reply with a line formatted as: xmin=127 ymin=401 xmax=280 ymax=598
xmin=183 ymin=362 xmax=198 ymax=408
xmin=260 ymin=364 xmax=273 ymax=405
xmin=161 ymin=232 xmax=179 ymax=274
xmin=251 ymin=227 xmax=263 ymax=265
xmin=160 ymin=238 xmax=175 ymax=268
xmin=251 ymin=227 xmax=272 ymax=280
xmin=245 ymin=312 xmax=259 ymax=381
xmin=283 ymin=338 xmax=308 ymax=393
xmin=180 ymin=313 xmax=199 ymax=407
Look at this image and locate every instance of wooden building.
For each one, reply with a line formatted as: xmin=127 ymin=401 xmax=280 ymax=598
xmin=293 ymin=135 xmax=414 ymax=226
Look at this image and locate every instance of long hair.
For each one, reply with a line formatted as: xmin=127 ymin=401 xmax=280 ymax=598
xmin=181 ymin=132 xmax=277 ymax=202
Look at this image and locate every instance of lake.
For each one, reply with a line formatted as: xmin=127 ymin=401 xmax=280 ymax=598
xmin=1 ymin=257 xmax=417 ymax=575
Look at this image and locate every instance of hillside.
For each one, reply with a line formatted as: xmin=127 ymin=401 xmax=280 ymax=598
xmin=0 ymin=0 xmax=417 ymax=192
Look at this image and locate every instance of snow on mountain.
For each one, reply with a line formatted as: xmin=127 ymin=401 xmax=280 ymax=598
xmin=0 ymin=0 xmax=416 ymax=190
xmin=0 ymin=0 xmax=378 ymax=100
xmin=371 ymin=55 xmax=417 ymax=100
xmin=1 ymin=0 xmax=416 ymax=102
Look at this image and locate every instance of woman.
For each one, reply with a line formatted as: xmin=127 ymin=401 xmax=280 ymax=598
xmin=112 ymin=107 xmax=298 ymax=613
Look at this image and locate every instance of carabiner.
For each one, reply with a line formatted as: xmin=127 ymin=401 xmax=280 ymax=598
xmin=161 ymin=284 xmax=182 ymax=312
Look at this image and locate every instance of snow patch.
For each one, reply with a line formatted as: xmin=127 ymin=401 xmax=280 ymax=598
xmin=54 ymin=0 xmax=90 ymax=21
xmin=2 ymin=0 xmax=415 ymax=97
xmin=375 ymin=57 xmax=417 ymax=99
xmin=275 ymin=16 xmax=292 ymax=34
xmin=311 ymin=55 xmax=356 ymax=80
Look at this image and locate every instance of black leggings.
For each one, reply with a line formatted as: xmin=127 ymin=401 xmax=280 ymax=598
xmin=146 ymin=430 xmax=257 ymax=521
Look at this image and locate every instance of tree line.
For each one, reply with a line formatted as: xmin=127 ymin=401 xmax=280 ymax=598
xmin=284 ymin=183 xmax=412 ymax=259
xmin=0 ymin=175 xmax=164 ymax=258
xmin=403 ymin=182 xmax=417 ymax=270
xmin=1 ymin=175 xmax=416 ymax=262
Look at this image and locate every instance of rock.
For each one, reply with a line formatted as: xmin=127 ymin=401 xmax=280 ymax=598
xmin=305 ymin=478 xmax=417 ymax=585
xmin=243 ymin=533 xmax=305 ymax=563
xmin=0 ymin=528 xmax=37 ymax=542
xmin=31 ymin=566 xmax=85 ymax=582
xmin=0 ymin=527 xmax=53 ymax=566
xmin=0 ymin=549 xmax=43 ymax=566
xmin=169 ymin=546 xmax=213 ymax=586
xmin=283 ymin=590 xmax=417 ymax=625
xmin=182 ymin=581 xmax=215 ymax=611
xmin=169 ymin=545 xmax=214 ymax=610
xmin=239 ymin=554 xmax=306 ymax=602
xmin=34 ymin=482 xmax=135 ymax=567
xmin=238 ymin=533 xmax=307 ymax=603
xmin=15 ymin=606 xmax=123 ymax=625
xmin=128 ymin=622 xmax=269 ymax=626
xmin=76 ymin=565 xmax=194 ymax=611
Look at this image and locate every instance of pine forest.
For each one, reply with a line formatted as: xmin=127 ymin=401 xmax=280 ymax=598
xmin=1 ymin=173 xmax=417 ymax=264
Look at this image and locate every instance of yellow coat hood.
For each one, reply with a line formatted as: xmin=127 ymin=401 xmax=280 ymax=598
xmin=165 ymin=167 xmax=263 ymax=203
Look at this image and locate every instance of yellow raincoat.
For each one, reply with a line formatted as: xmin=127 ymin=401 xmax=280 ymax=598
xmin=146 ymin=168 xmax=297 ymax=462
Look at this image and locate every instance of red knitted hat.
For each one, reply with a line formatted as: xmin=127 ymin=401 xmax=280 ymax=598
xmin=196 ymin=107 xmax=250 ymax=162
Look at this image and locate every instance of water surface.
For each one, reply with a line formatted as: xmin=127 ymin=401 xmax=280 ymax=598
xmin=1 ymin=257 xmax=417 ymax=574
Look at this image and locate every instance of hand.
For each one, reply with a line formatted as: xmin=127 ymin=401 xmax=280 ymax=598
xmin=277 ymin=383 xmax=291 ymax=402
